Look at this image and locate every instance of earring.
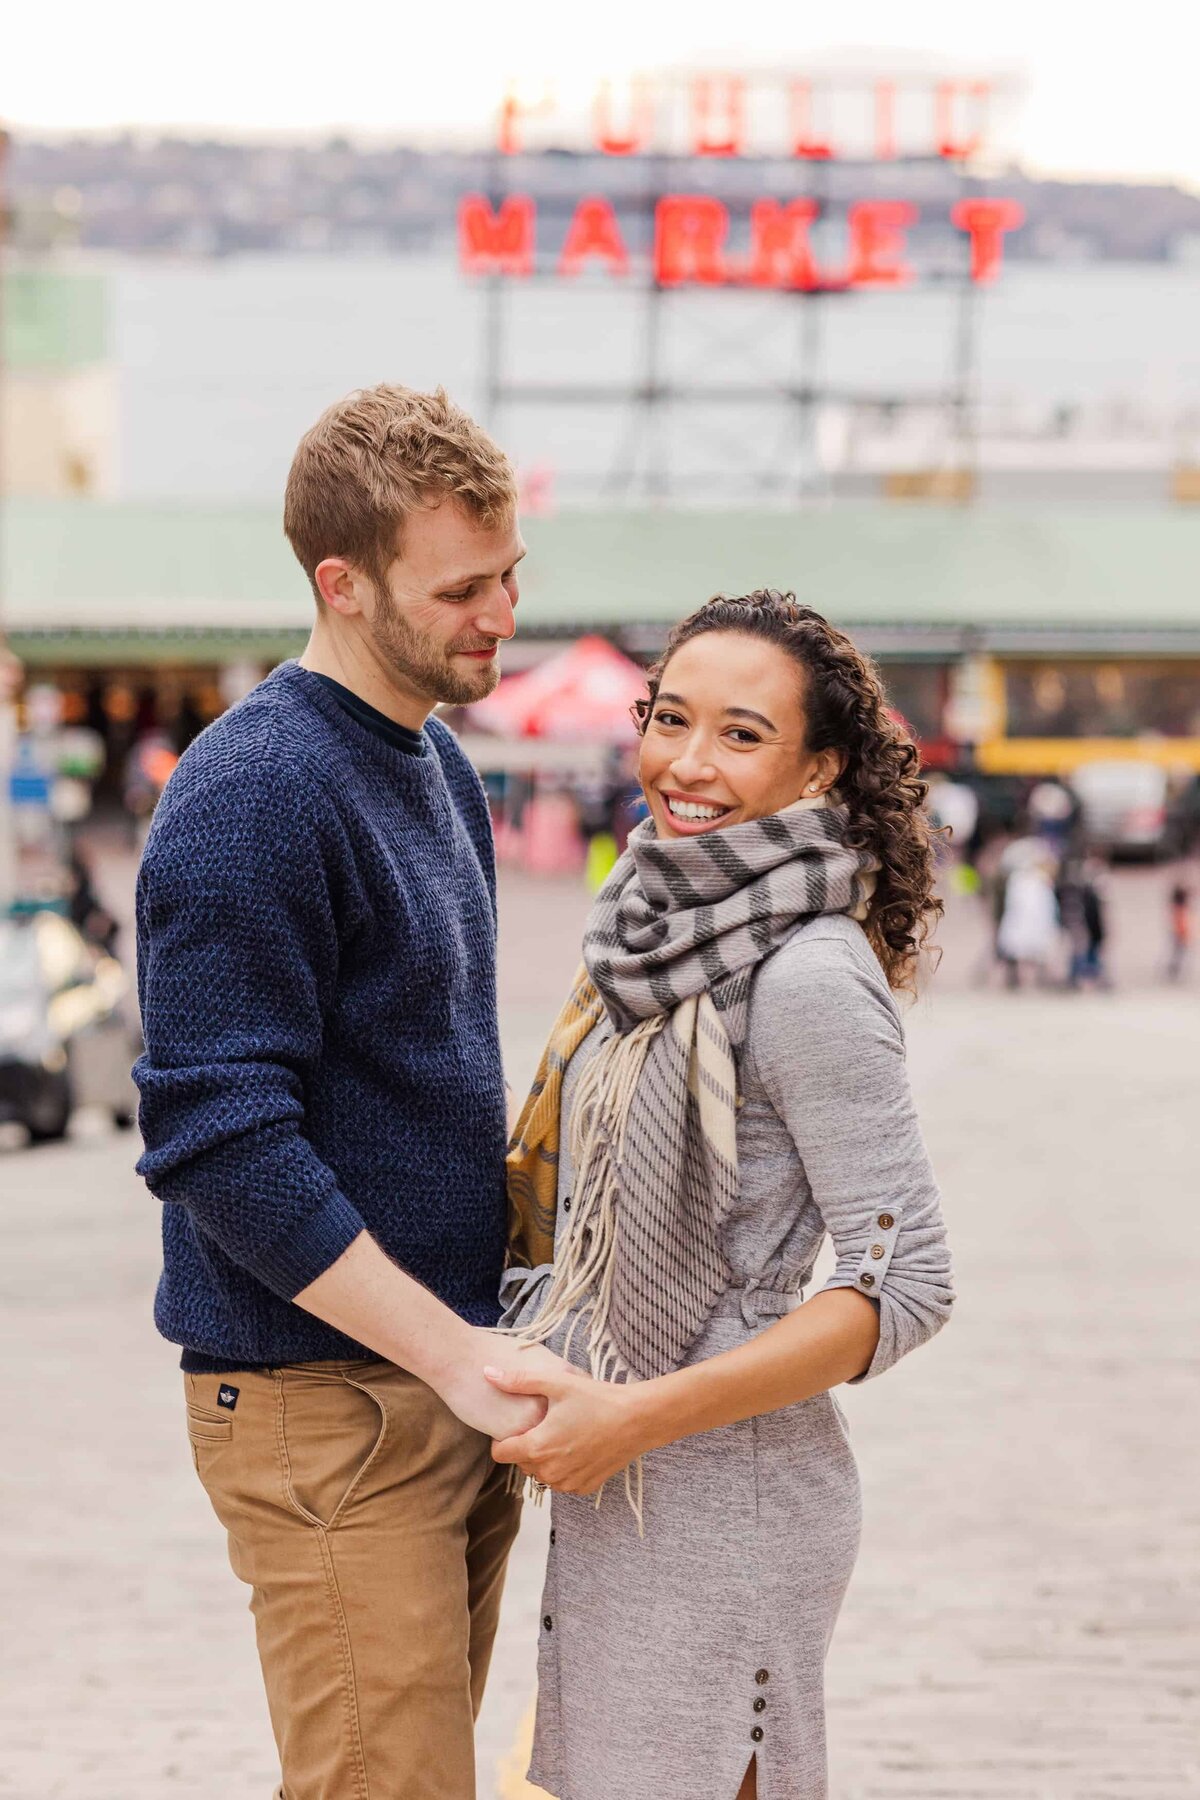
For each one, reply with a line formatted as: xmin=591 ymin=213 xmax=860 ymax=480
xmin=808 ymin=782 xmax=820 ymax=793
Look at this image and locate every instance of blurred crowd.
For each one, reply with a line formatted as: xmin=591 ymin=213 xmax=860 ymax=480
xmin=927 ymin=773 xmax=1193 ymax=990
xmin=5 ymin=673 xmax=1198 ymax=994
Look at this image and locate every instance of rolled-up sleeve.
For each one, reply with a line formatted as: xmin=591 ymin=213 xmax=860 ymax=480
xmin=750 ymin=936 xmax=954 ymax=1381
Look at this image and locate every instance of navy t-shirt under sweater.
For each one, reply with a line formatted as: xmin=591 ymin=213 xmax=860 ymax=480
xmin=134 ymin=660 xmax=508 ymax=1372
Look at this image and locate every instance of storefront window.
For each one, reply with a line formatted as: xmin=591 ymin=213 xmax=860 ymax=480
xmin=877 ymin=662 xmax=949 ymax=743
xmin=1004 ymin=661 xmax=1200 ymax=738
xmin=20 ymin=663 xmax=264 ymax=811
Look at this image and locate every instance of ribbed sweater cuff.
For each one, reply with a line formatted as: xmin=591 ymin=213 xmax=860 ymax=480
xmin=255 ymin=1190 xmax=368 ymax=1300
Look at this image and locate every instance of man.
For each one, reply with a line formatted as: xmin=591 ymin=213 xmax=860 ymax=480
xmin=135 ymin=384 xmax=559 ymax=1799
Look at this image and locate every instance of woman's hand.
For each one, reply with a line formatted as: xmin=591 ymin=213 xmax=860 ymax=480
xmin=436 ymin=1331 xmax=566 ymax=1441
xmin=485 ymin=1362 xmax=647 ymax=1495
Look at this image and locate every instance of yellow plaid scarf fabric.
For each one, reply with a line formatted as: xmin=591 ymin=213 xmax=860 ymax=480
xmin=505 ymin=962 xmax=605 ymax=1275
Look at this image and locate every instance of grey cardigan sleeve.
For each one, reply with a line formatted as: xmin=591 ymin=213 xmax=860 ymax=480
xmin=748 ymin=931 xmax=954 ymax=1381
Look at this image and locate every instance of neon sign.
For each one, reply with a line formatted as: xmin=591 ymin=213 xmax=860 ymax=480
xmin=499 ymin=74 xmax=999 ymax=163
xmin=460 ymin=72 xmax=1024 ymax=290
xmin=459 ymin=194 xmax=1024 ymax=290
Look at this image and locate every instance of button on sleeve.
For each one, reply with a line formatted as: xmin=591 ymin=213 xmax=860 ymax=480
xmin=748 ymin=938 xmax=955 ymax=1383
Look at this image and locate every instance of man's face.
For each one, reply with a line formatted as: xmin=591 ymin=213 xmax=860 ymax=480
xmin=365 ymin=497 xmax=525 ymax=708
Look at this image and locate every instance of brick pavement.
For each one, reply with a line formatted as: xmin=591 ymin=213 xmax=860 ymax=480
xmin=1 ymin=869 xmax=1197 ymax=1798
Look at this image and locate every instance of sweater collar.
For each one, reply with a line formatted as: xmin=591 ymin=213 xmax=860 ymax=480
xmin=274 ymin=661 xmax=443 ymax=769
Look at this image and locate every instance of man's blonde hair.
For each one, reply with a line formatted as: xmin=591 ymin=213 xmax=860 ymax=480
xmin=284 ymin=384 xmax=518 ymax=600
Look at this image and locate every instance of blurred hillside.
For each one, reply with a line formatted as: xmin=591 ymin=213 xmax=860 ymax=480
xmin=13 ymin=134 xmax=1200 ymax=263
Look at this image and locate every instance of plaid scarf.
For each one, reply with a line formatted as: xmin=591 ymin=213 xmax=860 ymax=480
xmin=506 ymin=797 xmax=874 ymax=1383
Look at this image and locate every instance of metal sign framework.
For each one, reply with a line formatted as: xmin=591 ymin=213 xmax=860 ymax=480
xmin=472 ymin=71 xmax=1019 ymax=503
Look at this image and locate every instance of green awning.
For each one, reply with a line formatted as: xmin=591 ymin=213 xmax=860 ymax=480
xmin=4 ymin=497 xmax=1200 ymax=656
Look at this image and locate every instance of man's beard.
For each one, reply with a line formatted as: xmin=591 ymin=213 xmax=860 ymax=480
xmin=369 ymin=587 xmax=502 ymax=708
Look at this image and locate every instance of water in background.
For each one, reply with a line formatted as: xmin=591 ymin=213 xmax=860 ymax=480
xmin=109 ymin=254 xmax=1200 ymax=502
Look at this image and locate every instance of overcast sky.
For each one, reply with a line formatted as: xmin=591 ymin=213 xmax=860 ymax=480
xmin=9 ymin=0 xmax=1200 ymax=188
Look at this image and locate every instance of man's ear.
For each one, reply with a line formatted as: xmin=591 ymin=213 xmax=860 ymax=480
xmin=314 ymin=557 xmax=363 ymax=615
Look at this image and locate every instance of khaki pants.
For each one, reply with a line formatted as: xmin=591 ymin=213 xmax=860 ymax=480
xmin=185 ymin=1359 xmax=522 ymax=1800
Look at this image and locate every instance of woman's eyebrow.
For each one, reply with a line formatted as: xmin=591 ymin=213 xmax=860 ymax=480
xmin=655 ymin=693 xmax=777 ymax=731
xmin=726 ymin=706 xmax=777 ymax=732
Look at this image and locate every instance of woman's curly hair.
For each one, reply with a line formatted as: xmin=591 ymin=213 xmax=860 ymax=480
xmin=633 ymin=590 xmax=942 ymax=992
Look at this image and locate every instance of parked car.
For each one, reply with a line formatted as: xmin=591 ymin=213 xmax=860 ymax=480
xmin=0 ymin=910 xmax=139 ymax=1143
xmin=1068 ymin=760 xmax=1176 ymax=861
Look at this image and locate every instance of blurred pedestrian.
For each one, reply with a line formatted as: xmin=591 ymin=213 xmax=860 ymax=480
xmin=996 ymin=851 xmax=1061 ymax=988
xmin=122 ymin=730 xmax=179 ymax=849
xmin=65 ymin=849 xmax=120 ymax=958
xmin=1028 ymin=777 xmax=1077 ymax=856
xmin=926 ymin=773 xmax=979 ymax=866
xmin=576 ymin=767 xmax=621 ymax=890
xmin=584 ymin=828 xmax=619 ymax=891
xmin=927 ymin=774 xmax=982 ymax=900
xmin=1058 ymin=854 xmax=1110 ymax=990
xmin=1167 ymin=883 xmax=1192 ymax=982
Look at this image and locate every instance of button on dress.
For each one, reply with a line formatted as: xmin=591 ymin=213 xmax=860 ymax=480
xmin=500 ymin=916 xmax=954 ymax=1800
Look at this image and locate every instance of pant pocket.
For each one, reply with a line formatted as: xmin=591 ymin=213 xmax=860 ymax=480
xmin=186 ymin=1402 xmax=234 ymax=1444
xmin=185 ymin=1402 xmax=233 ymax=1481
xmin=277 ymin=1369 xmax=389 ymax=1529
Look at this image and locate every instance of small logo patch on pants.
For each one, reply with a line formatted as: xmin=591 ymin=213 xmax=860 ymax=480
xmin=217 ymin=1385 xmax=240 ymax=1411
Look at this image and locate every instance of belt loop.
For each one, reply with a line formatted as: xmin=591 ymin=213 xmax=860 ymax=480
xmin=740 ymin=1279 xmax=765 ymax=1329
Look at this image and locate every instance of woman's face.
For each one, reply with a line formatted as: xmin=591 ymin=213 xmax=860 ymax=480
xmin=638 ymin=631 xmax=844 ymax=839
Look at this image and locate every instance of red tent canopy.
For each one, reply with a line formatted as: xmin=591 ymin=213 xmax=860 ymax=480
xmin=470 ymin=636 xmax=648 ymax=742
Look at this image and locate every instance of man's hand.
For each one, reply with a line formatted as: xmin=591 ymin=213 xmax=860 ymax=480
xmin=485 ymin=1361 xmax=646 ymax=1495
xmin=434 ymin=1331 xmax=568 ymax=1441
xmin=292 ymin=1234 xmax=570 ymax=1439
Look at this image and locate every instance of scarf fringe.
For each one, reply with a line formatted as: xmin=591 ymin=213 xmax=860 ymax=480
xmin=505 ymin=1459 xmax=647 ymax=1539
xmin=510 ymin=1015 xmax=661 ymax=1530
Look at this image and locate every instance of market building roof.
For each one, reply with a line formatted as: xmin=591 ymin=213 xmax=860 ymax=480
xmin=5 ymin=496 xmax=1200 ymax=663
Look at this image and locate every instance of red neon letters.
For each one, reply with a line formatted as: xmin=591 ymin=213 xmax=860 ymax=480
xmin=951 ymin=198 xmax=1026 ymax=282
xmin=747 ymin=200 xmax=821 ymax=289
xmin=459 ymin=195 xmax=1022 ymax=288
xmin=691 ymin=77 xmax=745 ymax=157
xmin=936 ymin=81 xmax=989 ymax=161
xmin=593 ymin=80 xmax=655 ymax=157
xmin=558 ymin=197 xmax=630 ymax=276
xmin=458 ymin=196 xmax=535 ymax=275
xmin=499 ymin=72 xmax=994 ymax=163
xmin=654 ymin=196 xmax=729 ymax=285
xmin=789 ymin=82 xmax=834 ymax=161
xmin=846 ymin=202 xmax=917 ymax=287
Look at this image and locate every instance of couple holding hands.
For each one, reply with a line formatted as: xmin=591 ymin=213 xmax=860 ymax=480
xmin=135 ymin=384 xmax=953 ymax=1800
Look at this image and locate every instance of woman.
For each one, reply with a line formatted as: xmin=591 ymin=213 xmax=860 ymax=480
xmin=996 ymin=845 xmax=1061 ymax=988
xmin=490 ymin=592 xmax=954 ymax=1800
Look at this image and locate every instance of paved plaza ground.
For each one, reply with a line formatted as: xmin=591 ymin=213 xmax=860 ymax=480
xmin=1 ymin=865 xmax=1197 ymax=1798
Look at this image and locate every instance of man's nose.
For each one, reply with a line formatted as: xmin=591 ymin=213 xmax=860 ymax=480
xmin=474 ymin=581 xmax=517 ymax=642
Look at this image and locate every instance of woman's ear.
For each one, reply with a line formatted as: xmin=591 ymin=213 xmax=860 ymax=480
xmin=805 ymin=750 xmax=846 ymax=798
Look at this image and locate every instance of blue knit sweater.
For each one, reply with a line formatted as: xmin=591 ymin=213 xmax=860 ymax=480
xmin=134 ymin=660 xmax=508 ymax=1372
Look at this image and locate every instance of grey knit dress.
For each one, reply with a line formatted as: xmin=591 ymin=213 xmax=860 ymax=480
xmin=500 ymin=915 xmax=955 ymax=1800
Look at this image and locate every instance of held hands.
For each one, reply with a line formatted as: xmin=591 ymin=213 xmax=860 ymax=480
xmin=438 ymin=1331 xmax=568 ymax=1440
xmin=485 ymin=1361 xmax=647 ymax=1496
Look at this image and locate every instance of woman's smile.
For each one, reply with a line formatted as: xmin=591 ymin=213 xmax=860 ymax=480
xmin=657 ymin=789 xmax=738 ymax=835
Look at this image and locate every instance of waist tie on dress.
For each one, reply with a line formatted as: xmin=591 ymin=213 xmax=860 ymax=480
xmin=715 ymin=1279 xmax=799 ymax=1330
